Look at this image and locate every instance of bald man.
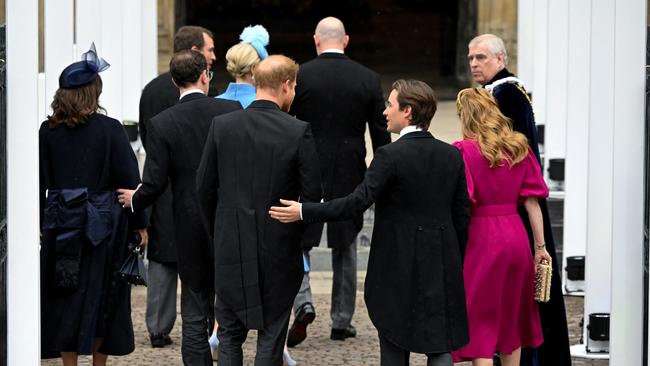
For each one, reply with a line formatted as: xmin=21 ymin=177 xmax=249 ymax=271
xmin=287 ymin=16 xmax=390 ymax=347
xmin=196 ymin=55 xmax=322 ymax=365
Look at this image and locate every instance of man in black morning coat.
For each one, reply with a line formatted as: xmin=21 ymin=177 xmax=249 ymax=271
xmin=196 ymin=55 xmax=322 ymax=366
xmin=468 ymin=33 xmax=571 ymax=366
xmin=118 ymin=50 xmax=240 ymax=365
xmin=137 ymin=25 xmax=218 ymax=348
xmin=287 ymin=16 xmax=391 ymax=346
xmin=270 ymin=79 xmax=470 ymax=366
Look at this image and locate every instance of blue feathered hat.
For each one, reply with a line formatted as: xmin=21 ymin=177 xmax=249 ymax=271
xmin=59 ymin=42 xmax=110 ymax=89
xmin=239 ymin=25 xmax=269 ymax=60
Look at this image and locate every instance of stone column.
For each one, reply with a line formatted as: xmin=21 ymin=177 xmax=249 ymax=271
xmin=157 ymin=0 xmax=175 ymax=73
xmin=44 ymin=0 xmax=74 ymax=119
xmin=6 ymin=0 xmax=40 ymax=364
xmin=606 ymin=0 xmax=645 ymax=362
xmin=476 ymin=0 xmax=518 ymax=75
xmin=455 ymin=0 xmax=477 ymax=86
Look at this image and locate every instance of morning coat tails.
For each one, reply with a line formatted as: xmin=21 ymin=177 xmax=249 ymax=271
xmin=302 ymin=131 xmax=470 ymax=353
xmin=196 ymin=100 xmax=322 ymax=329
xmin=132 ymin=92 xmax=241 ymax=292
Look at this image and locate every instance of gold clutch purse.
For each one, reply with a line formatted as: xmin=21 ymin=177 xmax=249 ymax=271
xmin=534 ymin=260 xmax=552 ymax=303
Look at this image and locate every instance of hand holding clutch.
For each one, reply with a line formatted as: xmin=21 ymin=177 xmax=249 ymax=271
xmin=534 ymin=259 xmax=552 ymax=303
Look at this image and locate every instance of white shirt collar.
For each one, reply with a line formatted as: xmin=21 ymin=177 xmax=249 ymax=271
xmin=321 ymin=48 xmax=345 ymax=54
xmin=179 ymin=89 xmax=204 ymax=100
xmin=399 ymin=125 xmax=422 ymax=137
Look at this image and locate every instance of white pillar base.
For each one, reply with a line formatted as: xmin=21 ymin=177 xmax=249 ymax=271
xmin=570 ymin=344 xmax=610 ymax=360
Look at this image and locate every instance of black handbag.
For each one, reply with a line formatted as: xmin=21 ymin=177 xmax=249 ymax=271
xmin=120 ymin=233 xmax=147 ymax=286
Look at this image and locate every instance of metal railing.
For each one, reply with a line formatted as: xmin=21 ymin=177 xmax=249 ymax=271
xmin=0 ymin=23 xmax=7 ymax=366
xmin=642 ymin=27 xmax=649 ymax=364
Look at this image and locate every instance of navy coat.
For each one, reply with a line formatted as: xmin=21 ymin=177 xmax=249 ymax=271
xmin=487 ymin=68 xmax=572 ymax=366
xmin=132 ymin=93 xmax=241 ymax=292
xmin=39 ymin=114 xmax=145 ymax=357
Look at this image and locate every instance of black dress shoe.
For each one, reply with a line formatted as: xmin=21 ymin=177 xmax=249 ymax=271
xmin=287 ymin=303 xmax=316 ymax=348
xmin=330 ymin=325 xmax=356 ymax=341
xmin=150 ymin=333 xmax=172 ymax=348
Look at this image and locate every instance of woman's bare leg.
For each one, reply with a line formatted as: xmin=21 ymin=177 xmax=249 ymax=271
xmin=500 ymin=348 xmax=521 ymax=366
xmin=60 ymin=352 xmax=77 ymax=366
xmin=472 ymin=358 xmax=493 ymax=366
xmin=92 ymin=338 xmax=108 ymax=366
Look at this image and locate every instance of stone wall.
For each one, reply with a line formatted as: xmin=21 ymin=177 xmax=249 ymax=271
xmin=157 ymin=0 xmax=175 ymax=73
xmin=476 ymin=0 xmax=518 ymax=75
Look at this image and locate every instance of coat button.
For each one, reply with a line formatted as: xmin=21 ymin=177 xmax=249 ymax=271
xmin=417 ymin=226 xmax=423 ymax=231
xmin=440 ymin=224 xmax=446 ymax=230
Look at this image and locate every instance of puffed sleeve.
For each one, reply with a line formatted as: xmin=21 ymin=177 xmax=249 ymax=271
xmin=452 ymin=140 xmax=476 ymax=205
xmin=519 ymin=147 xmax=549 ymax=200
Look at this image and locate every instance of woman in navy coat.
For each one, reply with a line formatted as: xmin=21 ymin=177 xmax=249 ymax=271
xmin=39 ymin=45 xmax=147 ymax=365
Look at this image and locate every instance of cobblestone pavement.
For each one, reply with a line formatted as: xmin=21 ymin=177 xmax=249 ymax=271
xmin=42 ymin=273 xmax=607 ymax=366
xmin=42 ymin=102 xmax=606 ymax=365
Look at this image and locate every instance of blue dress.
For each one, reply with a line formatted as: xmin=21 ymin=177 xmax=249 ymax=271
xmin=217 ymin=82 xmax=256 ymax=108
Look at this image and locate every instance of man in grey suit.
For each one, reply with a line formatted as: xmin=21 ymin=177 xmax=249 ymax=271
xmin=287 ymin=16 xmax=391 ymax=347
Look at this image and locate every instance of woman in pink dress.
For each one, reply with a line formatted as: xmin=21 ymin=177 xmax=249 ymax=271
xmin=451 ymin=88 xmax=552 ymax=366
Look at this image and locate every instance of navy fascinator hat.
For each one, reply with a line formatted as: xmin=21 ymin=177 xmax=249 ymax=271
xmin=59 ymin=42 xmax=110 ymax=89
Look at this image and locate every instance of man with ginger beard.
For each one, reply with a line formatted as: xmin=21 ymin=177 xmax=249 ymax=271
xmin=196 ymin=54 xmax=322 ymax=365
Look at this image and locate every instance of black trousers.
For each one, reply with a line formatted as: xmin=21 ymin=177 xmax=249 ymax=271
xmin=379 ymin=334 xmax=452 ymax=366
xmin=216 ymin=299 xmax=292 ymax=366
xmin=180 ymin=283 xmax=214 ymax=366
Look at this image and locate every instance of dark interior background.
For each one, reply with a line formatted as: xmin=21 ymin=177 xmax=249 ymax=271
xmin=178 ymin=0 xmax=474 ymax=99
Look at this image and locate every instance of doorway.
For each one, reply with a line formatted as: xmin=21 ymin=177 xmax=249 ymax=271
xmin=178 ymin=0 xmax=474 ymax=98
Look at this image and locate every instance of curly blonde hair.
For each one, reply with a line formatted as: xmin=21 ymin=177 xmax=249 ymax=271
xmin=456 ymin=88 xmax=528 ymax=168
xmin=225 ymin=43 xmax=261 ymax=79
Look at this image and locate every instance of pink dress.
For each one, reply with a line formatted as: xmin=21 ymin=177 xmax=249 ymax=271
xmin=452 ymin=139 xmax=547 ymax=361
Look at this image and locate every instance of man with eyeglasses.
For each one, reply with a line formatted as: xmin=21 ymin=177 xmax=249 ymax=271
xmin=117 ymin=50 xmax=240 ymax=365
xmin=137 ymin=25 xmax=217 ymax=350
xmin=467 ymin=33 xmax=571 ymax=366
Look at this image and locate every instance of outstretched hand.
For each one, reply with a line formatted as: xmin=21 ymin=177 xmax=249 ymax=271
xmin=269 ymin=199 xmax=302 ymax=223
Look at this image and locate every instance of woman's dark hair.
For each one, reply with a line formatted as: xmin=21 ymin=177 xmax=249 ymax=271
xmin=47 ymin=76 xmax=105 ymax=128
